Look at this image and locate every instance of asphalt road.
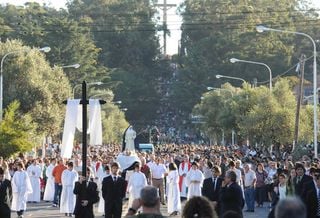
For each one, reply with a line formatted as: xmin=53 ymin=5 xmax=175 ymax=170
xmin=10 ymin=200 xmax=270 ymax=218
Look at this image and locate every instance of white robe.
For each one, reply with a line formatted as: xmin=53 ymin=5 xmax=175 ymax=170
xmin=11 ymin=170 xmax=33 ymax=211
xmin=60 ymin=169 xmax=78 ymax=214
xmin=178 ymin=162 xmax=190 ymax=197
xmin=43 ymin=164 xmax=55 ymax=201
xmin=97 ymin=166 xmax=109 ymax=213
xmin=127 ymin=171 xmax=147 ymax=207
xmin=125 ymin=127 xmax=136 ymax=152
xmin=167 ymin=170 xmax=181 ymax=213
xmin=186 ymin=169 xmax=204 ymax=199
xmin=27 ymin=164 xmax=41 ymax=202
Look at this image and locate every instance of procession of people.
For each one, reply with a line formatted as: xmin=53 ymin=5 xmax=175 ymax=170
xmin=0 ymin=140 xmax=319 ymax=218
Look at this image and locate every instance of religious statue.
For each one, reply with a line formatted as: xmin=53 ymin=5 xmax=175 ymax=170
xmin=122 ymin=125 xmax=136 ymax=152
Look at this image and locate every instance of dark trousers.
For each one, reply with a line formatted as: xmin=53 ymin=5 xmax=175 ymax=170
xmin=255 ymin=186 xmax=266 ymax=205
xmin=17 ymin=210 xmax=24 ymax=216
xmin=105 ymin=202 xmax=122 ymax=218
xmin=0 ymin=204 xmax=10 ymax=218
xmin=53 ymin=183 xmax=62 ymax=205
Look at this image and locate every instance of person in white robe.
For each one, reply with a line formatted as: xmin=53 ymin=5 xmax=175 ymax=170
xmin=127 ymin=163 xmax=147 ymax=208
xmin=186 ymin=162 xmax=204 ymax=200
xmin=178 ymin=155 xmax=191 ymax=198
xmin=11 ymin=162 xmax=33 ymax=218
xmin=97 ymin=162 xmax=110 ymax=214
xmin=43 ymin=158 xmax=56 ymax=201
xmin=60 ymin=162 xmax=79 ymax=216
xmin=27 ymin=160 xmax=41 ymax=202
xmin=167 ymin=163 xmax=181 ymax=216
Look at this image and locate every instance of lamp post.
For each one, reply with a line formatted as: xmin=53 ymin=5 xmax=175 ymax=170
xmin=73 ymin=81 xmax=103 ymax=98
xmin=256 ymin=25 xmax=318 ymax=157
xmin=207 ymin=87 xmax=234 ymax=97
xmin=59 ymin=63 xmax=81 ymax=69
xmin=90 ymin=93 xmax=122 ymax=105
xmin=216 ymin=74 xmax=246 ymax=84
xmin=230 ymin=58 xmax=272 ymax=91
xmin=0 ymin=46 xmax=51 ymax=121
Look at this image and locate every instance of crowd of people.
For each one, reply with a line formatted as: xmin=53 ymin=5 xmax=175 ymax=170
xmin=0 ymin=142 xmax=319 ymax=218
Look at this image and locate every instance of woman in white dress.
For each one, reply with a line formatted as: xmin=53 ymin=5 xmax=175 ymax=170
xmin=127 ymin=163 xmax=147 ymax=208
xmin=11 ymin=162 xmax=33 ymax=218
xmin=167 ymin=162 xmax=181 ymax=216
xmin=186 ymin=162 xmax=204 ymax=199
xmin=97 ymin=162 xmax=110 ymax=214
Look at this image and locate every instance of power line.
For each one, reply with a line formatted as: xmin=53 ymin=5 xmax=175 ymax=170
xmin=257 ymin=55 xmax=314 ymax=84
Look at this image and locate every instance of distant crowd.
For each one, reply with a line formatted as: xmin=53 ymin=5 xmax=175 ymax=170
xmin=0 ymin=142 xmax=318 ymax=218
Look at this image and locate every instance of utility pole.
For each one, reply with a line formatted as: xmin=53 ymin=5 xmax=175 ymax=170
xmin=293 ymin=54 xmax=306 ymax=150
xmin=155 ymin=0 xmax=176 ymax=56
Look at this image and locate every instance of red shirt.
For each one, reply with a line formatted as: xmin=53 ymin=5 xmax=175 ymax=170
xmin=52 ymin=164 xmax=67 ymax=184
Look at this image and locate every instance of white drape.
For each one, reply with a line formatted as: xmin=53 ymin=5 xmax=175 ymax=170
xmin=89 ymin=99 xmax=102 ymax=145
xmin=61 ymin=99 xmax=102 ymax=158
xmin=61 ymin=99 xmax=80 ymax=159
xmin=76 ymin=105 xmax=83 ymax=132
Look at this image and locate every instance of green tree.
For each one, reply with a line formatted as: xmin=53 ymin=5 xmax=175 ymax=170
xmin=0 ymin=101 xmax=35 ymax=158
xmin=102 ymin=103 xmax=129 ymax=144
xmin=67 ymin=0 xmax=163 ymax=126
xmin=0 ymin=2 xmax=109 ymax=87
xmin=0 ymin=40 xmax=71 ymax=136
xmin=195 ymin=78 xmax=313 ymax=146
xmin=176 ymin=0 xmax=310 ymax=122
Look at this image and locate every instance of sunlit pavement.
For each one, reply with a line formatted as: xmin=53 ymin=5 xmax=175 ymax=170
xmin=10 ymin=200 xmax=269 ymax=218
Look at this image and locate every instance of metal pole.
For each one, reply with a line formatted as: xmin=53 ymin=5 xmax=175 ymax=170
xmin=231 ymin=59 xmax=272 ymax=91
xmin=0 ymin=52 xmax=13 ymax=121
xmin=0 ymin=48 xmax=50 ymax=121
xmin=0 ymin=67 xmax=3 ymax=122
xmin=313 ymin=44 xmax=318 ymax=157
xmin=82 ymin=81 xmax=87 ymax=177
xmin=259 ymin=27 xmax=317 ymax=157
xmin=216 ymin=75 xmax=246 ymax=84
xmin=293 ymin=54 xmax=306 ymax=149
xmin=232 ymin=129 xmax=235 ymax=145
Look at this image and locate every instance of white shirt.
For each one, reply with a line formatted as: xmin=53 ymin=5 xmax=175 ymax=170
xmin=150 ymin=163 xmax=166 ymax=179
xmin=314 ymin=180 xmax=320 ymax=197
xmin=278 ymin=185 xmax=287 ymax=200
xmin=244 ymin=169 xmax=256 ymax=187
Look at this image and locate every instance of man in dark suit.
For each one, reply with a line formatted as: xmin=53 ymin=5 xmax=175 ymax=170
xmin=219 ymin=170 xmax=244 ymax=218
xmin=294 ymin=163 xmax=313 ymax=198
xmin=302 ymin=168 xmax=320 ymax=218
xmin=102 ymin=162 xmax=127 ymax=218
xmin=73 ymin=167 xmax=99 ymax=218
xmin=202 ymin=165 xmax=223 ymax=215
xmin=0 ymin=167 xmax=12 ymax=218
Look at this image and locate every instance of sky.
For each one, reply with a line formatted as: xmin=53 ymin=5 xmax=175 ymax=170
xmin=0 ymin=0 xmax=319 ymax=55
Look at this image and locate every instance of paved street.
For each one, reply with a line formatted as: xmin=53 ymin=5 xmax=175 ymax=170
xmin=10 ymin=200 xmax=270 ymax=218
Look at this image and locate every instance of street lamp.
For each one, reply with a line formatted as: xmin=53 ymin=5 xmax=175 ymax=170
xmin=230 ymin=57 xmax=272 ymax=91
xmin=59 ymin=63 xmax=81 ymax=69
xmin=90 ymin=93 xmax=122 ymax=105
xmin=0 ymin=46 xmax=51 ymax=121
xmin=256 ymin=25 xmax=318 ymax=157
xmin=216 ymin=74 xmax=246 ymax=84
xmin=73 ymin=81 xmax=103 ymax=98
xmin=121 ymin=108 xmax=128 ymax=111
xmin=207 ymin=87 xmax=234 ymax=97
